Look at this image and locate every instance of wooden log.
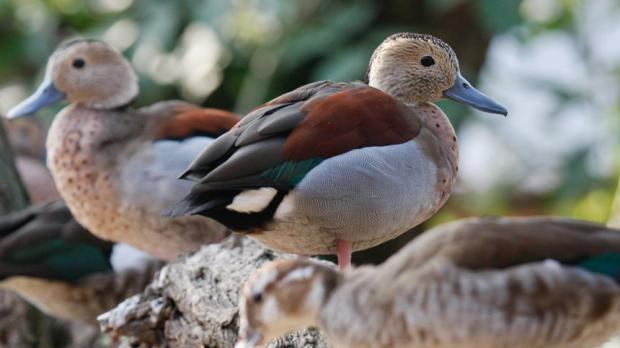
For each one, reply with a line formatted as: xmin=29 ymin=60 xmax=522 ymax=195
xmin=99 ymin=236 xmax=330 ymax=348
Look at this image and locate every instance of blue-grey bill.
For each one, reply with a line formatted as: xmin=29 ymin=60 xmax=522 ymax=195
xmin=443 ymin=73 xmax=508 ymax=116
xmin=6 ymin=75 xmax=65 ymax=119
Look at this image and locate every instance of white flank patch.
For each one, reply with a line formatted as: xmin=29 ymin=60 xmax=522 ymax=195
xmin=261 ymin=296 xmax=282 ymax=322
xmin=252 ymin=268 xmax=279 ymax=295
xmin=110 ymin=243 xmax=157 ymax=272
xmin=226 ymin=187 xmax=278 ymax=213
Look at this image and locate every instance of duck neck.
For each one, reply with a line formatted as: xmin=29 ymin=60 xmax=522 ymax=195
xmin=75 ymin=63 xmax=139 ymax=111
xmin=48 ymin=105 xmax=146 ymax=156
xmin=402 ymin=101 xmax=458 ymax=216
xmin=84 ymin=94 xmax=137 ymax=111
xmin=414 ymin=102 xmax=458 ymax=175
xmin=367 ymin=72 xmax=458 ymax=170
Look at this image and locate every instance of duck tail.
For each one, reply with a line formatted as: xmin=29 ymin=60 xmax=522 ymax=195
xmin=163 ymin=190 xmax=234 ymax=218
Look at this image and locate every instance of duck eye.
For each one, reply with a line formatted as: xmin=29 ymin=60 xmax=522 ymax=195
xmin=72 ymin=58 xmax=85 ymax=69
xmin=420 ymin=56 xmax=435 ymax=67
xmin=252 ymin=292 xmax=263 ymax=303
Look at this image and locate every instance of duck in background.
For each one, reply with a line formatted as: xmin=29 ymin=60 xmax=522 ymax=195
xmin=166 ymin=33 xmax=507 ymax=269
xmin=237 ymin=216 xmax=620 ymax=348
xmin=3 ymin=117 xmax=59 ymax=204
xmin=0 ymin=200 xmax=162 ymax=325
xmin=6 ymin=39 xmax=240 ymax=260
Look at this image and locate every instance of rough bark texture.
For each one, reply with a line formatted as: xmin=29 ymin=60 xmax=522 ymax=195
xmin=99 ymin=236 xmax=331 ymax=348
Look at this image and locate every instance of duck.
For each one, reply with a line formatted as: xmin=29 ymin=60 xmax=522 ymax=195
xmin=0 ymin=200 xmax=163 ymax=325
xmin=3 ymin=117 xmax=59 ymax=204
xmin=6 ymin=39 xmax=240 ymax=260
xmin=166 ymin=33 xmax=507 ymax=269
xmin=236 ymin=216 xmax=620 ymax=348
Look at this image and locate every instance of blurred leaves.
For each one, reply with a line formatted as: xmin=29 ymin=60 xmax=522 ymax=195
xmin=278 ymin=1 xmax=377 ymax=71
xmin=474 ymin=0 xmax=523 ymax=33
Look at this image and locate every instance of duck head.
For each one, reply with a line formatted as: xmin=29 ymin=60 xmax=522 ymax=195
xmin=236 ymin=259 xmax=340 ymax=348
xmin=7 ymin=39 xmax=138 ymax=119
xmin=367 ymin=32 xmax=507 ymax=115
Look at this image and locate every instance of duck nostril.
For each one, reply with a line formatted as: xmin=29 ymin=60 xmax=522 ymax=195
xmin=462 ymin=83 xmax=469 ymax=89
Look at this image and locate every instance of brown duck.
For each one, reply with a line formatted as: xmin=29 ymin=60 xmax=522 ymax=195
xmin=237 ymin=216 xmax=620 ymax=348
xmin=0 ymin=200 xmax=162 ymax=325
xmin=6 ymin=39 xmax=239 ymax=260
xmin=166 ymin=33 xmax=507 ymax=269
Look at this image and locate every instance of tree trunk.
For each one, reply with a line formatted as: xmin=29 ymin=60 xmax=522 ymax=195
xmin=0 ymin=121 xmax=29 ymax=213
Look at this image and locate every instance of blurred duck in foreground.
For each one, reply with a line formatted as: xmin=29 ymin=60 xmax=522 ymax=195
xmin=0 ymin=200 xmax=162 ymax=325
xmin=6 ymin=39 xmax=239 ymax=260
xmin=237 ymin=216 xmax=620 ymax=348
xmin=166 ymin=33 xmax=507 ymax=269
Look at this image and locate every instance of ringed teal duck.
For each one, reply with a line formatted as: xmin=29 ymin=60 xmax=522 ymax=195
xmin=0 ymin=200 xmax=162 ymax=325
xmin=6 ymin=39 xmax=239 ymax=260
xmin=166 ymin=33 xmax=507 ymax=268
xmin=237 ymin=216 xmax=620 ymax=348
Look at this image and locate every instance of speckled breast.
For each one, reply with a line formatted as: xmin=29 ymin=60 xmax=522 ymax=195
xmin=46 ymin=107 xmax=133 ymax=242
xmin=45 ymin=106 xmax=224 ymax=260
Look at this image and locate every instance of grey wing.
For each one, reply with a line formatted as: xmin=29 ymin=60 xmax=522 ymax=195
xmin=328 ymin=217 xmax=620 ymax=347
xmin=381 ymin=260 xmax=620 ymax=348
xmin=178 ymin=80 xmax=354 ymax=183
xmin=119 ymin=136 xmax=215 ymax=213
xmin=382 ymin=216 xmax=620 ymax=273
xmin=0 ymin=200 xmax=110 ymax=256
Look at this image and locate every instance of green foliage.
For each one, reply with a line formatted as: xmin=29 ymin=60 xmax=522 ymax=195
xmin=474 ymin=0 xmax=523 ymax=33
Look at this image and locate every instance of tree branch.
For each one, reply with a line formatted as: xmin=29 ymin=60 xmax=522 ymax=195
xmin=99 ymin=236 xmax=331 ymax=348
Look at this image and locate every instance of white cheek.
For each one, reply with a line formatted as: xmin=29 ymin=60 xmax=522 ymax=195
xmin=282 ymin=267 xmax=314 ymax=284
xmin=252 ymin=270 xmax=278 ymax=295
xmin=305 ymin=280 xmax=324 ymax=310
xmin=261 ymin=296 xmax=282 ymax=322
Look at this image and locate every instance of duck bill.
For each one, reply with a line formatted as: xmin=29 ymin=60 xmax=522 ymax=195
xmin=6 ymin=74 xmax=65 ymax=119
xmin=443 ymin=73 xmax=507 ymax=116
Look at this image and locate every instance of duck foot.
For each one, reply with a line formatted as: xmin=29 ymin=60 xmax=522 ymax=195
xmin=336 ymin=239 xmax=352 ymax=270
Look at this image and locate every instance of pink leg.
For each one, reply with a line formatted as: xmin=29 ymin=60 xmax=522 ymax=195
xmin=336 ymin=239 xmax=352 ymax=270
